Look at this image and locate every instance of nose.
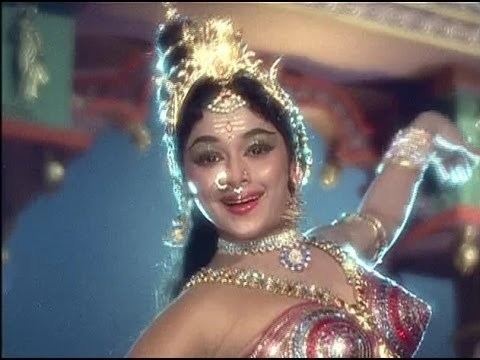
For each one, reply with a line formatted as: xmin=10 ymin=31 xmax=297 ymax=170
xmin=226 ymin=153 xmax=249 ymax=188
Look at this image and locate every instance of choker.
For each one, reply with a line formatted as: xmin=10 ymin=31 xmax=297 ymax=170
xmin=217 ymin=228 xmax=312 ymax=272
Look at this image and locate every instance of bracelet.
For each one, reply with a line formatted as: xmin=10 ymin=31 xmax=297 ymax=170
xmin=377 ymin=127 xmax=434 ymax=174
xmin=333 ymin=212 xmax=389 ymax=263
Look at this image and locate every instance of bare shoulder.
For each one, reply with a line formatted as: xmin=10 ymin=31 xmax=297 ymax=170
xmin=128 ymin=283 xmax=231 ymax=357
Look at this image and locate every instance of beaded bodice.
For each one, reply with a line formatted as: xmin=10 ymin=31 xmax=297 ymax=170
xmin=186 ymin=241 xmax=432 ymax=358
xmin=245 ymin=271 xmax=431 ymax=358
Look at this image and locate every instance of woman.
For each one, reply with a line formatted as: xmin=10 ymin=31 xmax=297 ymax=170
xmin=129 ymin=6 xmax=480 ymax=358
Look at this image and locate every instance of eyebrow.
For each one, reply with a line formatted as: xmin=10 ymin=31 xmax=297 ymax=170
xmin=242 ymin=128 xmax=277 ymax=139
xmin=187 ymin=128 xmax=277 ymax=150
xmin=187 ymin=135 xmax=219 ymax=150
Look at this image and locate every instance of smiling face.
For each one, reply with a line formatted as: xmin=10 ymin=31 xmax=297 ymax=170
xmin=183 ymin=106 xmax=296 ymax=242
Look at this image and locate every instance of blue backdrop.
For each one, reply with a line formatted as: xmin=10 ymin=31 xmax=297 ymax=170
xmin=2 ymin=120 xmax=454 ymax=357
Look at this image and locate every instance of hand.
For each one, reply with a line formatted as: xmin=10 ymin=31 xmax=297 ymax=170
xmin=412 ymin=111 xmax=480 ymax=186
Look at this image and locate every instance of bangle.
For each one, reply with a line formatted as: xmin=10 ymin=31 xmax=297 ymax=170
xmin=333 ymin=212 xmax=389 ymax=263
xmin=377 ymin=127 xmax=434 ymax=174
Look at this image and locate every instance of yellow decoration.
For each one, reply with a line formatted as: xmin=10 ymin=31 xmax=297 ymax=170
xmin=320 ymin=162 xmax=341 ymax=189
xmin=128 ymin=123 xmax=152 ymax=151
xmin=44 ymin=159 xmax=65 ymax=186
xmin=455 ymin=225 xmax=480 ymax=276
xmin=155 ymin=6 xmax=296 ymax=136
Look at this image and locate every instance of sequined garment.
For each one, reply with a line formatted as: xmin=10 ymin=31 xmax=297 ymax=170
xmin=186 ymin=241 xmax=432 ymax=358
xmin=246 ymin=267 xmax=431 ymax=358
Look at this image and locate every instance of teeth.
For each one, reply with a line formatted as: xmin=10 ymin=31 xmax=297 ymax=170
xmin=225 ymin=195 xmax=259 ymax=205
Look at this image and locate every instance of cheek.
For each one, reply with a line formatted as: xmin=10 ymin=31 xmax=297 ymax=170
xmin=253 ymin=150 xmax=290 ymax=187
xmin=184 ymin=163 xmax=217 ymax=200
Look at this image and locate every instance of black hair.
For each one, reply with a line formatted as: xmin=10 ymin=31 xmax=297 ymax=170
xmin=156 ymin=17 xmax=297 ymax=297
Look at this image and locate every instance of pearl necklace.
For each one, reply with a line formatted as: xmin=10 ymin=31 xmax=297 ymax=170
xmin=217 ymin=228 xmax=312 ymax=272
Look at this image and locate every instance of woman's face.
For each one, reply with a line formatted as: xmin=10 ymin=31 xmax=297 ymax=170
xmin=183 ymin=106 xmax=295 ymax=241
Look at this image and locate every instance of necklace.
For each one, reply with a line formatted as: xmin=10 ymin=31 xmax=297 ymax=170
xmin=184 ymin=266 xmax=342 ymax=307
xmin=217 ymin=228 xmax=312 ymax=272
xmin=189 ymin=240 xmax=369 ymax=314
xmin=184 ymin=241 xmax=391 ymax=357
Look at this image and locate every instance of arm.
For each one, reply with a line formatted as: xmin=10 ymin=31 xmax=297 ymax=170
xmin=127 ymin=288 xmax=214 ymax=357
xmin=314 ymin=111 xmax=479 ymax=266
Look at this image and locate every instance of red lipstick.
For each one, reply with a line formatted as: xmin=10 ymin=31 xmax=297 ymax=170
xmin=221 ymin=192 xmax=263 ymax=215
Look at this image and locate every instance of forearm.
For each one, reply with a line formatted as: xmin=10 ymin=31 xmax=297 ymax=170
xmin=312 ymin=161 xmax=426 ymax=266
xmin=329 ymin=115 xmax=438 ymax=265
xmin=355 ymin=162 xmax=426 ymax=259
xmin=315 ymin=111 xmax=478 ymax=267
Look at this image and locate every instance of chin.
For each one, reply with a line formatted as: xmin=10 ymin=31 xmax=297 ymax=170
xmin=208 ymin=199 xmax=284 ymax=241
xmin=218 ymin=219 xmax=279 ymax=242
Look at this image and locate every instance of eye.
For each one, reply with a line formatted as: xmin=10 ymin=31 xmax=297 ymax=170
xmin=246 ymin=142 xmax=274 ymax=157
xmin=193 ymin=151 xmax=223 ymax=166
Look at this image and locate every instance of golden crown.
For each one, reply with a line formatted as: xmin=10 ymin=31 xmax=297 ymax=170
xmin=154 ymin=4 xmax=298 ymax=136
xmin=156 ymin=5 xmax=313 ymax=247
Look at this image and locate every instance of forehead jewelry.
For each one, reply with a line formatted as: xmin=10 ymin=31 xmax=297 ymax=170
xmin=212 ymin=114 xmax=246 ymax=143
xmin=207 ymin=88 xmax=247 ymax=114
xmin=208 ymin=89 xmax=247 ymax=143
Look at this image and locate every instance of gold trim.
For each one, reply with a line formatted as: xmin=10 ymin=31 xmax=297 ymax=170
xmin=400 ymin=3 xmax=480 ymax=26
xmin=277 ymin=4 xmax=480 ymax=57
xmin=314 ymin=8 xmax=480 ymax=57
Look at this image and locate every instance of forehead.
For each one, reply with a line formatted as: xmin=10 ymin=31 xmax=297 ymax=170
xmin=188 ymin=106 xmax=277 ymax=140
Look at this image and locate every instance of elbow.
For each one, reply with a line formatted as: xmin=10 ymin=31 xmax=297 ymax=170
xmin=359 ymin=208 xmax=402 ymax=239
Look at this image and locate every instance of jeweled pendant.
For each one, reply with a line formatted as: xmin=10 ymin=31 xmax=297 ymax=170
xmin=280 ymin=243 xmax=311 ymax=272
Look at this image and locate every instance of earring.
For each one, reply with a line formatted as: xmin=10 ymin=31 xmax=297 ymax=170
xmin=281 ymin=176 xmax=304 ymax=226
xmin=164 ymin=193 xmax=193 ymax=247
xmin=164 ymin=212 xmax=191 ymax=247
xmin=281 ymin=195 xmax=303 ymax=227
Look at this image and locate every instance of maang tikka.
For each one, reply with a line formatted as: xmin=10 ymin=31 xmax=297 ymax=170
xmin=156 ymin=4 xmax=313 ymax=247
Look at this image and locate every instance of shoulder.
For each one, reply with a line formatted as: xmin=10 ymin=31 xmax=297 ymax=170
xmin=305 ymin=224 xmax=350 ymax=244
xmin=364 ymin=271 xmax=432 ymax=357
xmin=128 ymin=283 xmax=232 ymax=357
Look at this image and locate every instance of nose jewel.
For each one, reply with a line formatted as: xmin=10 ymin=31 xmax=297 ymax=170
xmin=233 ymin=186 xmax=244 ymax=199
xmin=215 ymin=171 xmax=228 ymax=191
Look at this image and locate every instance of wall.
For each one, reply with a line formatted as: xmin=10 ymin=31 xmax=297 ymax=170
xmin=2 ymin=119 xmax=455 ymax=356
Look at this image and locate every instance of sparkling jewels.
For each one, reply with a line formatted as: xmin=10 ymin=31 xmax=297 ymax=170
xmin=186 ymin=240 xmax=431 ymax=358
xmin=217 ymin=228 xmax=312 ymax=273
xmin=217 ymin=228 xmax=301 ymax=256
xmin=207 ymin=88 xmax=247 ymax=114
xmin=291 ymin=308 xmax=375 ymax=358
xmin=280 ymin=243 xmax=311 ymax=272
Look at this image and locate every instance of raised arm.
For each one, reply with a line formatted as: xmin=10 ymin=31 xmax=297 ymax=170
xmin=313 ymin=111 xmax=480 ymax=267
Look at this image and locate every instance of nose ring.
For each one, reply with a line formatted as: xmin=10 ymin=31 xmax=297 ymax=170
xmin=215 ymin=171 xmax=228 ymax=191
xmin=215 ymin=169 xmax=249 ymax=193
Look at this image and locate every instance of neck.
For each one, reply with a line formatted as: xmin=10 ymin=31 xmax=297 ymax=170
xmin=218 ymin=227 xmax=300 ymax=255
xmin=209 ymin=225 xmax=302 ymax=271
xmin=217 ymin=224 xmax=298 ymax=243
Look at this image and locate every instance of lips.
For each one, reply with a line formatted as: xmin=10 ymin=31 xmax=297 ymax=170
xmin=221 ymin=192 xmax=264 ymax=215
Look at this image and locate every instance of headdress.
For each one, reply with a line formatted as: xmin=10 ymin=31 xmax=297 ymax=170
xmin=154 ymin=4 xmax=313 ymax=246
